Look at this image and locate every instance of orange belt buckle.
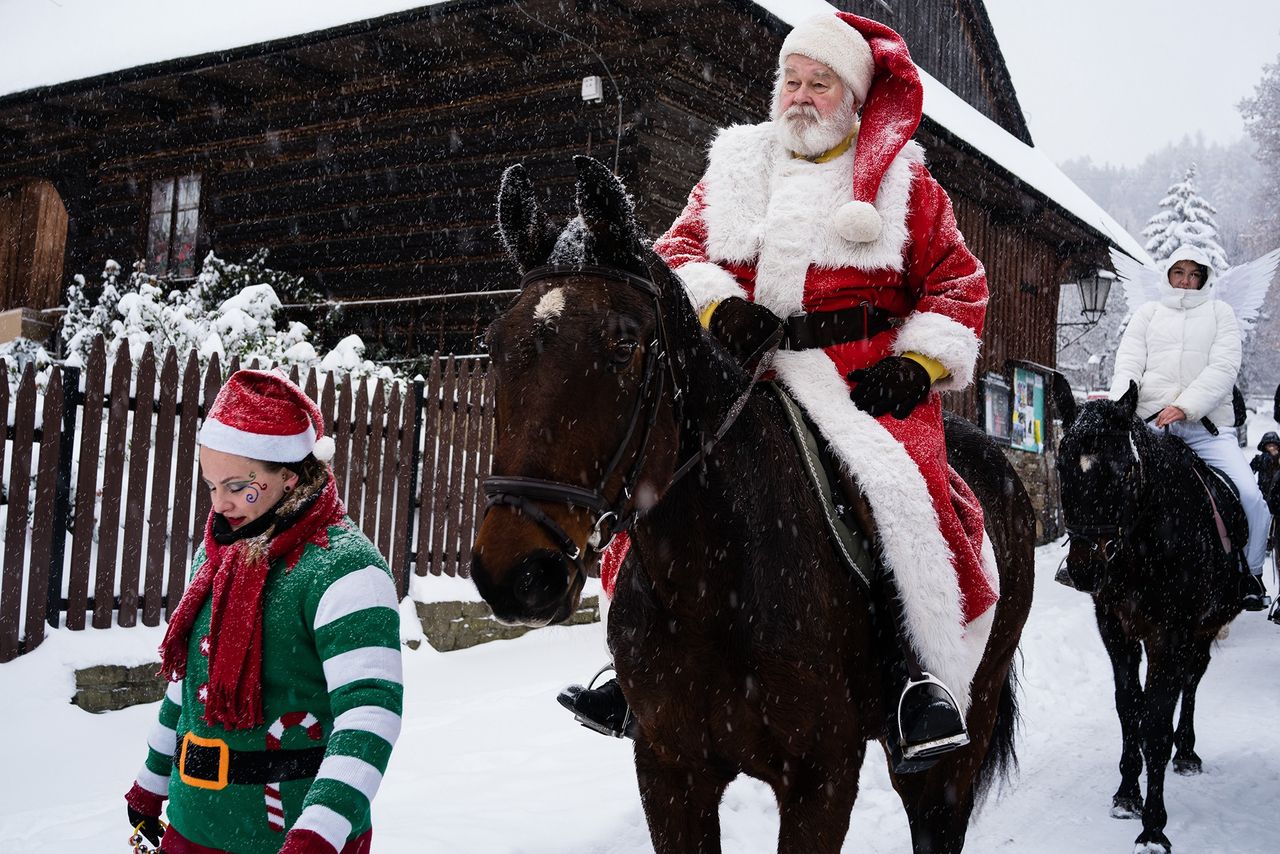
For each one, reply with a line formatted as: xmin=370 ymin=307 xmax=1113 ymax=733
xmin=179 ymin=732 xmax=230 ymax=791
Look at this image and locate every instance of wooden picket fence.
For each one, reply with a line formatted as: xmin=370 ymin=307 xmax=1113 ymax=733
xmin=0 ymin=336 xmax=494 ymax=662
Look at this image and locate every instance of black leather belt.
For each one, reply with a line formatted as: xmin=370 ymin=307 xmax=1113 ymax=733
xmin=177 ymin=733 xmax=325 ymax=791
xmin=781 ymin=303 xmax=896 ymax=350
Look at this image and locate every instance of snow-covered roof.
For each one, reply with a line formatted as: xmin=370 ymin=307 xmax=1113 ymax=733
xmin=1 ymin=0 xmax=1149 ymax=263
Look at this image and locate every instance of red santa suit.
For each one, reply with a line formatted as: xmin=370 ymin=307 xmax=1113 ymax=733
xmin=607 ymin=13 xmax=998 ymax=714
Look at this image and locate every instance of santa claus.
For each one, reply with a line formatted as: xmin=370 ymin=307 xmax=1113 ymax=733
xmin=559 ymin=11 xmax=999 ymax=768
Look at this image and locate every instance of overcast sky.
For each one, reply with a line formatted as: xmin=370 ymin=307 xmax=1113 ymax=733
xmin=984 ymin=0 xmax=1280 ymax=167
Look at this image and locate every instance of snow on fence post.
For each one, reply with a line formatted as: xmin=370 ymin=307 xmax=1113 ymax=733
xmin=0 ymin=363 xmax=38 ymax=663
xmin=0 ymin=358 xmax=8 ymax=499
xmin=117 ymin=343 xmax=156 ymax=628
xmin=165 ymin=348 xmax=201 ymax=619
xmin=142 ymin=347 xmax=177 ymax=627
xmin=24 ymin=365 xmax=65 ymax=653
xmin=412 ymin=362 xmax=440 ymax=578
xmin=392 ymin=378 xmax=419 ymax=597
xmin=66 ymin=337 xmax=106 ymax=630
xmin=432 ymin=356 xmax=460 ymax=576
xmin=47 ymin=363 xmax=79 ymax=628
xmin=375 ymin=381 xmax=401 ymax=567
xmin=92 ymin=342 xmax=133 ymax=629
xmin=359 ymin=377 xmax=384 ymax=542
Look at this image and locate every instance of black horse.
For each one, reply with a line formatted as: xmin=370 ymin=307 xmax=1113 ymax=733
xmin=471 ymin=156 xmax=1034 ymax=853
xmin=1053 ymin=378 xmax=1245 ymax=854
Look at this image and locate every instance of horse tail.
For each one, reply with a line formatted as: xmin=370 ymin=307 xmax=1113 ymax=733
xmin=972 ymin=656 xmax=1020 ymax=806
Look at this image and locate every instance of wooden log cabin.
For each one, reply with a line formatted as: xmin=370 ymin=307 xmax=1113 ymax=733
xmin=0 ymin=0 xmax=1146 ymax=538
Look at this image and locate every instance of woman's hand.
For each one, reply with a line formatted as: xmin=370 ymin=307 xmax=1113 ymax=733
xmin=1154 ymin=405 xmax=1187 ymax=428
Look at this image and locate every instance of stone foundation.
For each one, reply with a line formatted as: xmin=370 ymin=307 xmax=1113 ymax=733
xmin=71 ymin=596 xmax=602 ymax=711
xmin=1002 ymin=444 xmax=1063 ymax=545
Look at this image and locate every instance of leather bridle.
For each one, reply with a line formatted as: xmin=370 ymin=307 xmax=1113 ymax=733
xmin=481 ymin=261 xmax=766 ymax=571
xmin=1062 ymin=425 xmax=1147 ymax=572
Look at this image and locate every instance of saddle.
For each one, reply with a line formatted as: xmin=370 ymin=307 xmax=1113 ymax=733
xmin=765 ymin=382 xmax=877 ymax=588
xmin=1190 ymin=457 xmax=1247 ymax=563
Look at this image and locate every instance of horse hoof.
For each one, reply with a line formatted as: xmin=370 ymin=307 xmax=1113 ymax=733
xmin=1134 ymin=829 xmax=1172 ymax=853
xmin=1173 ymin=756 xmax=1202 ymax=776
xmin=1111 ymin=796 xmax=1143 ymax=819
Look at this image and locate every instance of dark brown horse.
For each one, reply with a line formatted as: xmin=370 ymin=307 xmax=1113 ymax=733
xmin=1052 ymin=378 xmax=1245 ymax=854
xmin=470 ymin=156 xmax=1034 ymax=854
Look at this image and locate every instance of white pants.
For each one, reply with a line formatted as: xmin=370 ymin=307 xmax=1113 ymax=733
xmin=1159 ymin=421 xmax=1270 ymax=574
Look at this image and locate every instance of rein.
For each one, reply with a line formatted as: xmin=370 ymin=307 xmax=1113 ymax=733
xmin=481 ymin=262 xmax=766 ymax=568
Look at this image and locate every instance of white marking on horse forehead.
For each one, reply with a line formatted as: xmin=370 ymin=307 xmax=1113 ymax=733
xmin=533 ymin=287 xmax=566 ymax=322
xmin=1129 ymin=435 xmax=1141 ymax=464
xmin=1079 ymin=454 xmax=1097 ymax=472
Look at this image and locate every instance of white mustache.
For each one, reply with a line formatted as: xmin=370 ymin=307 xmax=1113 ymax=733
xmin=783 ymin=104 xmax=821 ymax=125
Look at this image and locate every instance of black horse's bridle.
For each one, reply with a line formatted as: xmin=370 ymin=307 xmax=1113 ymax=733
xmin=1062 ymin=425 xmax=1149 ymax=574
xmin=482 ymin=263 xmax=673 ymax=566
xmin=482 ymin=261 xmax=767 ymax=572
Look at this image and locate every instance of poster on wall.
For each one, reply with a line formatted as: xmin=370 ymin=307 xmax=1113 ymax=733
xmin=982 ymin=373 xmax=1011 ymax=443
xmin=1011 ymin=367 xmax=1045 ymax=454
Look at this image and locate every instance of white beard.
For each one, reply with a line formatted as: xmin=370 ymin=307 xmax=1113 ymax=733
xmin=774 ymin=95 xmax=856 ymax=156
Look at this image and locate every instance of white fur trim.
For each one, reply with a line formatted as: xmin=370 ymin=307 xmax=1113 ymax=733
xmin=779 ymin=14 xmax=874 ymax=103
xmin=312 ymin=435 xmax=336 ymax=463
xmin=673 ymin=261 xmax=747 ymax=312
xmin=772 ymin=348 xmax=982 ymax=713
xmin=834 ymin=200 xmax=881 ymax=243
xmin=197 ymin=417 xmax=316 ymax=463
xmin=892 ymin=311 xmax=982 ymax=392
xmin=700 ymin=123 xmax=922 ymax=318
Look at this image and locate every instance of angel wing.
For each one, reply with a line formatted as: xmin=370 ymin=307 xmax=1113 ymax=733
xmin=1215 ymin=248 xmax=1280 ymax=334
xmin=1109 ymin=247 xmax=1163 ymax=315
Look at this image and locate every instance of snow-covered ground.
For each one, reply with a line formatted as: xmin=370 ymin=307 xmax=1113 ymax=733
xmin=1 ymin=416 xmax=1278 ymax=852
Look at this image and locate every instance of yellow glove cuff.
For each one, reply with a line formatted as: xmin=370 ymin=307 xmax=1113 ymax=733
xmin=903 ymin=351 xmax=950 ymax=384
xmin=698 ymin=300 xmax=721 ymax=329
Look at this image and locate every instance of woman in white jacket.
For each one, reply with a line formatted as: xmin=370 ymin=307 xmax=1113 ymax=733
xmin=1109 ymin=244 xmax=1270 ymax=609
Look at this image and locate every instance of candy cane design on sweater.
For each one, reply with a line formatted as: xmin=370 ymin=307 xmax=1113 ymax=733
xmin=264 ymin=711 xmax=324 ymax=831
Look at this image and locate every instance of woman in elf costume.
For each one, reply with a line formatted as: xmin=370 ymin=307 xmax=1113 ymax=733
xmin=124 ymin=370 xmax=402 ymax=854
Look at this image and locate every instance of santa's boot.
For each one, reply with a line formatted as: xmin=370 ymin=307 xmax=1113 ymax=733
xmin=890 ymin=672 xmax=970 ymax=772
xmin=557 ymin=670 xmax=636 ymax=739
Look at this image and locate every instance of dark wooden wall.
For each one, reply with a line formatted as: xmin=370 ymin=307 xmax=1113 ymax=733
xmin=0 ymin=179 xmax=67 ymax=311
xmin=0 ymin=0 xmax=1092 ymax=362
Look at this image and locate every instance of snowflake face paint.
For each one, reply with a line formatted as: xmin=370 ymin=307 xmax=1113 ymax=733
xmin=198 ymin=447 xmax=298 ymax=528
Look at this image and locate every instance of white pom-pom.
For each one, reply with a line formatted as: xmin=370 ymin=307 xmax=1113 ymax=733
xmin=834 ymin=200 xmax=882 ymax=243
xmin=312 ymin=435 xmax=336 ymax=463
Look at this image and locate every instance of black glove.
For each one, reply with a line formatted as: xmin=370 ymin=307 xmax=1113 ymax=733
xmin=847 ymin=356 xmax=932 ymax=419
xmin=707 ymin=297 xmax=783 ymax=373
xmin=128 ymin=805 xmax=164 ymax=847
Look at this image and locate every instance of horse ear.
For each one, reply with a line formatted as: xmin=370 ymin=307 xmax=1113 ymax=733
xmin=1051 ymin=372 xmax=1077 ymax=430
xmin=573 ymin=155 xmax=642 ymax=265
xmin=1119 ymin=380 xmax=1139 ymax=417
xmin=497 ymin=164 xmax=555 ymax=274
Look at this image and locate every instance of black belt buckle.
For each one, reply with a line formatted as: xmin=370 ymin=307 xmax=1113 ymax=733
xmin=179 ymin=733 xmax=229 ymax=791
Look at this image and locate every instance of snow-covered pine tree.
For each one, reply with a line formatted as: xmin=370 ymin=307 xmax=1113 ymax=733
xmin=1140 ymin=164 xmax=1230 ymax=270
xmin=1240 ymin=52 xmax=1280 ymax=251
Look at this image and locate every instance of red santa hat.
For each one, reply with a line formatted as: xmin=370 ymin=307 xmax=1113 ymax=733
xmin=779 ymin=13 xmax=924 ymax=243
xmin=197 ymin=369 xmax=335 ymax=463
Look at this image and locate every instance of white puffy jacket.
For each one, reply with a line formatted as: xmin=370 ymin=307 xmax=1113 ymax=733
xmin=1109 ymin=252 xmax=1241 ymax=428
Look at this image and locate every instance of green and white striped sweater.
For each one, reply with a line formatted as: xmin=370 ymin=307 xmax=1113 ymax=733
xmin=132 ymin=520 xmax=402 ymax=853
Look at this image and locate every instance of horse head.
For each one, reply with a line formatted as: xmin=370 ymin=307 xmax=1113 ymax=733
xmin=470 ymin=156 xmax=718 ymax=626
xmin=1054 ymin=379 xmax=1149 ymax=592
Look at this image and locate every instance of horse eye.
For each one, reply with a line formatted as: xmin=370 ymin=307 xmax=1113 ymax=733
xmin=610 ymin=338 xmax=638 ymax=366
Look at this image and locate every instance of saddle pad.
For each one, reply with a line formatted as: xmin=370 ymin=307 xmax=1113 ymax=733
xmin=764 ymin=382 xmax=876 ymax=589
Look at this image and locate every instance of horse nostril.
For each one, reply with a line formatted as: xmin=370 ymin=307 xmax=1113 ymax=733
xmin=513 ymin=550 xmax=571 ymax=612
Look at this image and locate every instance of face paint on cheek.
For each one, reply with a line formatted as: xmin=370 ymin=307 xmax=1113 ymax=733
xmin=244 ymin=488 xmax=260 ymax=504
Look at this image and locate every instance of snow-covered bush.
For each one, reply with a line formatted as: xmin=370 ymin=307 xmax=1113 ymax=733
xmin=57 ymin=251 xmax=395 ymax=382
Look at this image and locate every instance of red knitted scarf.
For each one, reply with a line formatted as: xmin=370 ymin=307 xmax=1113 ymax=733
xmin=159 ymin=475 xmax=345 ymax=730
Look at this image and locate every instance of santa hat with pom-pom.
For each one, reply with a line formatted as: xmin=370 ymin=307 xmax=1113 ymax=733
xmin=779 ymin=13 xmax=924 ymax=244
xmin=198 ymin=369 xmax=335 ymax=464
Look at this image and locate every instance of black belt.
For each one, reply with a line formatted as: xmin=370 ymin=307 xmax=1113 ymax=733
xmin=781 ymin=303 xmax=897 ymax=350
xmin=177 ymin=733 xmax=325 ymax=791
